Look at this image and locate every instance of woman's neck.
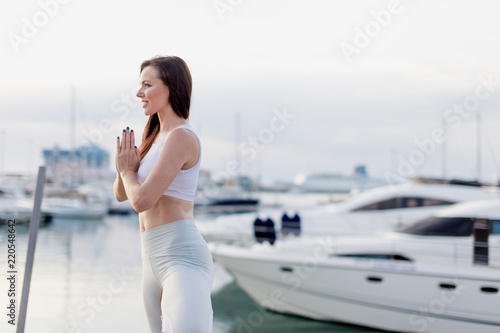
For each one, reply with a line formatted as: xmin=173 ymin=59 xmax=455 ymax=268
xmin=157 ymin=108 xmax=187 ymax=134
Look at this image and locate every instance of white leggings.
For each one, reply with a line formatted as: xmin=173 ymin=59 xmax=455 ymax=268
xmin=141 ymin=219 xmax=214 ymax=333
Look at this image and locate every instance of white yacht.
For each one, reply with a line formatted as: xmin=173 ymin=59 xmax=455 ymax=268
xmin=42 ymin=197 xmax=107 ymax=220
xmin=0 ymin=184 xmax=33 ymax=223
xmin=199 ymin=182 xmax=499 ymax=242
xmin=211 ymin=200 xmax=500 ymax=333
xmin=195 ymin=186 xmax=259 ymax=214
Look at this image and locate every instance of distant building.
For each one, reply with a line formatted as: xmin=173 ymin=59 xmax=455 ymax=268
xmin=42 ymin=145 xmax=110 ymax=184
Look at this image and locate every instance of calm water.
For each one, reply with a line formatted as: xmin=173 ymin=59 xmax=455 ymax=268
xmin=0 ymin=211 xmax=384 ymax=333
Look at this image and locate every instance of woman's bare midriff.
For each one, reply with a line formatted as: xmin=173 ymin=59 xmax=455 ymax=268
xmin=139 ymin=195 xmax=194 ymax=232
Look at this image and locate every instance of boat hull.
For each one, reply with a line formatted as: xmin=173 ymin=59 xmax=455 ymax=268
xmin=212 ymin=245 xmax=500 ymax=333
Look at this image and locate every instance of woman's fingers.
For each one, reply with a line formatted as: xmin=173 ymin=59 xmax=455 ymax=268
xmin=130 ymin=129 xmax=135 ymax=150
xmin=124 ymin=128 xmax=129 ymax=151
xmin=120 ymin=129 xmax=126 ymax=152
xmin=117 ymin=127 xmax=140 ymax=173
xmin=119 ymin=127 xmax=135 ymax=152
xmin=134 ymin=145 xmax=140 ymax=159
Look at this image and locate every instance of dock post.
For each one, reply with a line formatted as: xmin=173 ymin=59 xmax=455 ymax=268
xmin=16 ymin=166 xmax=46 ymax=333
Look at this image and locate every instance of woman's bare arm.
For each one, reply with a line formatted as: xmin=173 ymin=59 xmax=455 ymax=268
xmin=119 ymin=129 xmax=196 ymax=213
xmin=113 ymin=172 xmax=128 ymax=202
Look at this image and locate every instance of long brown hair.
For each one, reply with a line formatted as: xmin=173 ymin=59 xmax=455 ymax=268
xmin=139 ymin=56 xmax=192 ymax=160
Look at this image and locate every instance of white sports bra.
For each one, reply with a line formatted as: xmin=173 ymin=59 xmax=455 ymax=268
xmin=136 ymin=124 xmax=200 ymax=202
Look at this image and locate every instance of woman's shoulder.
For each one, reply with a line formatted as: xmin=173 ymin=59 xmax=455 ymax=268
xmin=169 ymin=125 xmax=198 ymax=140
xmin=159 ymin=125 xmax=200 ymax=167
xmin=162 ymin=125 xmax=199 ymax=154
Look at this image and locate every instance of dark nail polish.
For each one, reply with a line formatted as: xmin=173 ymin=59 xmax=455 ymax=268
xmin=123 ymin=129 xmax=126 ymax=132
xmin=126 ymin=126 xmax=129 ymax=130
xmin=131 ymin=129 xmax=133 ymax=132
xmin=117 ymin=136 xmax=119 ymax=139
xmin=135 ymin=146 xmax=137 ymax=148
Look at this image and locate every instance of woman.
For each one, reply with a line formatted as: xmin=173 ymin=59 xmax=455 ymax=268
xmin=114 ymin=55 xmax=214 ymax=332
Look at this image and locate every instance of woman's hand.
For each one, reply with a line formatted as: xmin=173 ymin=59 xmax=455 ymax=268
xmin=116 ymin=128 xmax=141 ymax=176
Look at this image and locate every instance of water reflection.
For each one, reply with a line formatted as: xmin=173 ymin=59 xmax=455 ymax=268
xmin=0 ymin=214 xmax=381 ymax=333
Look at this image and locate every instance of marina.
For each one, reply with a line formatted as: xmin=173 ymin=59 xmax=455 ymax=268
xmin=2 ymin=1 xmax=500 ymax=331
xmin=1 ymin=178 xmax=499 ymax=332
xmin=1 ymin=192 xmax=387 ymax=333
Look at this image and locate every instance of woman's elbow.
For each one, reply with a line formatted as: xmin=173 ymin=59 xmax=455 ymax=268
xmin=133 ymin=204 xmax=147 ymax=214
xmin=131 ymin=197 xmax=153 ymax=213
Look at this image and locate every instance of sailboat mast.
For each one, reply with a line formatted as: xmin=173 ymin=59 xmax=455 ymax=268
xmin=70 ymin=85 xmax=76 ymax=194
xmin=235 ymin=112 xmax=241 ymax=178
xmin=477 ymin=111 xmax=481 ymax=181
xmin=442 ymin=117 xmax=447 ymax=180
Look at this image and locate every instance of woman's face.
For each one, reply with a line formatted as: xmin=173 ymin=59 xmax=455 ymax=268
xmin=136 ymin=66 xmax=170 ymax=116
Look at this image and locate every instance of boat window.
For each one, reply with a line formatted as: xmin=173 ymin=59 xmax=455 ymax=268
xmin=491 ymin=220 xmax=500 ymax=235
xmin=421 ymin=198 xmax=454 ymax=207
xmin=354 ymin=197 xmax=455 ymax=211
xmin=398 ymin=217 xmax=474 ymax=236
xmin=355 ymin=198 xmax=398 ymax=210
xmin=335 ymin=253 xmax=412 ymax=261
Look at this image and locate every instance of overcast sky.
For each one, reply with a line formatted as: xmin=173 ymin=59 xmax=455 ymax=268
xmin=1 ymin=0 xmax=500 ymax=185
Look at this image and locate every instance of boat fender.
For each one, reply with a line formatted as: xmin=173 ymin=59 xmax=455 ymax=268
xmin=253 ymin=217 xmax=277 ymax=245
xmin=253 ymin=217 xmax=264 ymax=242
xmin=264 ymin=218 xmax=276 ymax=245
xmin=281 ymin=212 xmax=301 ymax=236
